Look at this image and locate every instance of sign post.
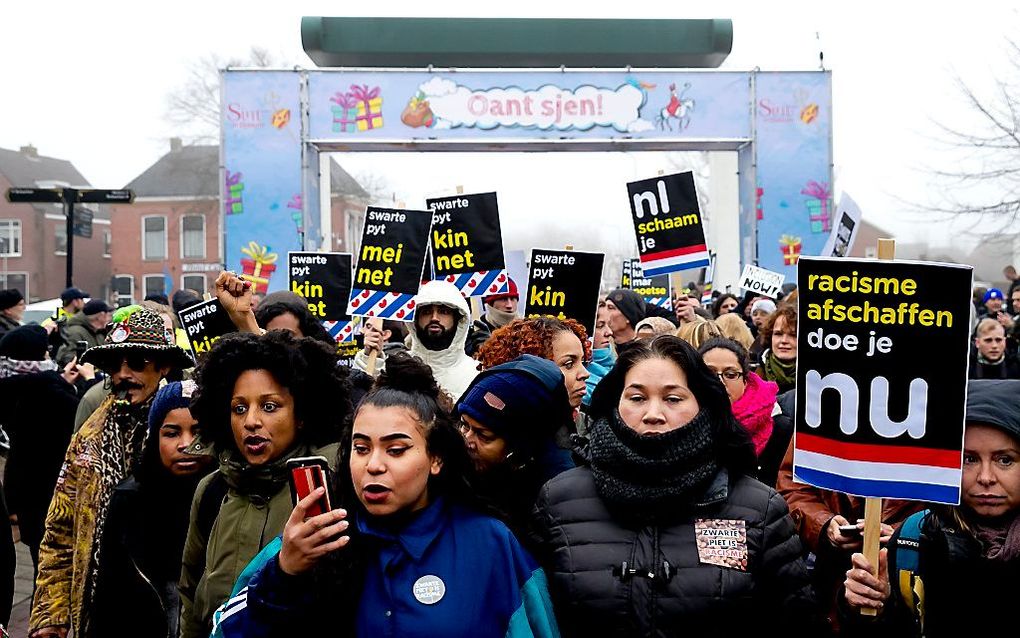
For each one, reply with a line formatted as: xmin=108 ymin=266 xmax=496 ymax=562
xmin=6 ymin=187 xmax=133 ymax=288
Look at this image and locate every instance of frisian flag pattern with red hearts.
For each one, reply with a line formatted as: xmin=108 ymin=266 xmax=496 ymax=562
xmin=322 ymin=320 xmax=355 ymax=343
xmin=346 ymin=289 xmax=418 ymax=321
xmin=439 ymin=270 xmax=510 ymax=297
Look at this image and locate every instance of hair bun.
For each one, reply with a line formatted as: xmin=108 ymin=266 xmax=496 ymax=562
xmin=376 ymin=353 xmax=441 ymax=399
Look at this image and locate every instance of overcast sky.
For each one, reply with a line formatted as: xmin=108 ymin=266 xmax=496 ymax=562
xmin=4 ymin=1 xmax=1018 ymax=256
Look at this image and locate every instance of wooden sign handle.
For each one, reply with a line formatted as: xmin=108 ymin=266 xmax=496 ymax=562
xmin=364 ymin=317 xmax=384 ymax=376
xmin=860 ymin=236 xmax=895 ymax=616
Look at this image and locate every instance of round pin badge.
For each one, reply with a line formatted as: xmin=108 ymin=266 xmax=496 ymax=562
xmin=412 ymin=574 xmax=446 ymax=605
xmin=109 ymin=324 xmax=130 ymax=343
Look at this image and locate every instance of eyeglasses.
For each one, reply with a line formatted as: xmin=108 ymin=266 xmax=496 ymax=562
xmin=714 ymin=370 xmax=744 ymax=382
xmin=106 ymin=353 xmax=154 ymax=373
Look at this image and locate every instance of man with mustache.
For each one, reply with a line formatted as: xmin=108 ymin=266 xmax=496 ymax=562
xmin=358 ymin=280 xmax=480 ymax=402
xmin=30 ymin=306 xmax=193 ymax=638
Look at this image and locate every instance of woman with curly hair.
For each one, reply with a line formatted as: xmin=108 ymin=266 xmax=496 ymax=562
xmin=477 ymin=317 xmax=591 ymax=409
xmin=210 ymin=354 xmax=559 ymax=638
xmin=756 ymin=303 xmax=798 ymax=393
xmin=178 ymin=330 xmax=352 ymax=638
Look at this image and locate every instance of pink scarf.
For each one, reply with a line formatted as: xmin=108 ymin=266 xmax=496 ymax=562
xmin=731 ymin=372 xmax=778 ymax=456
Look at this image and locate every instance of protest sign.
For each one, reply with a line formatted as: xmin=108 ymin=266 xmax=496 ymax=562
xmin=524 ymin=248 xmax=605 ymax=335
xmin=288 ymin=251 xmax=352 ymax=321
xmin=627 ymin=171 xmax=710 ymax=276
xmin=622 ymin=258 xmax=672 ymax=311
xmin=347 ymin=206 xmax=433 ymax=321
xmin=793 ymin=257 xmax=973 ymax=504
xmin=426 ymin=191 xmax=509 ymax=296
xmin=335 ymin=333 xmax=363 ymax=369
xmin=177 ymin=299 xmax=235 ymax=358
xmin=820 ymin=193 xmax=863 ymax=258
xmin=738 ymin=264 xmax=785 ymax=299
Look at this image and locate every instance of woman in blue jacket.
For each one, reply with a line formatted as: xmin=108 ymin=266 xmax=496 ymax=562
xmin=210 ymin=353 xmax=559 ymax=638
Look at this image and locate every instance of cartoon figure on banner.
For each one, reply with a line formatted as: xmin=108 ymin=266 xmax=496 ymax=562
xmin=225 ymin=171 xmax=243 ymax=216
xmin=287 ymin=194 xmax=303 ymax=234
xmin=401 ymin=90 xmax=436 ymax=128
xmin=239 ymin=241 xmax=278 ymax=294
xmin=656 ymin=82 xmax=695 ymax=132
xmin=801 ymin=180 xmax=832 ymax=233
xmin=800 ymin=103 xmax=819 ymax=124
xmin=779 ymin=235 xmax=802 ymax=266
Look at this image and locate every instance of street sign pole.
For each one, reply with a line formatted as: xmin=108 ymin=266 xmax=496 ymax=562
xmin=63 ymin=188 xmax=76 ymax=289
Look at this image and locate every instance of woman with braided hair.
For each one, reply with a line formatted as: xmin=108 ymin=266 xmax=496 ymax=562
xmin=530 ymin=335 xmax=822 ymax=635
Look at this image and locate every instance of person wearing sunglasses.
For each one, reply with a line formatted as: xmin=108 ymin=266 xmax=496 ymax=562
xmin=30 ymin=306 xmax=193 ymax=638
xmin=699 ymin=338 xmax=790 ymax=487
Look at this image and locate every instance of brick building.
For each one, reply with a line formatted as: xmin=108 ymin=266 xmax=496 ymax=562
xmin=110 ymin=140 xmax=369 ymax=305
xmin=0 ymin=145 xmax=112 ymax=302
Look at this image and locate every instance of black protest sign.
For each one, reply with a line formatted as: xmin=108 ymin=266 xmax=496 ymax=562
xmin=621 ymin=258 xmax=636 ymax=288
xmin=525 ymin=249 xmax=605 ymax=336
xmin=426 ymin=192 xmax=505 ymax=276
xmin=288 ymin=252 xmax=352 ymax=322
xmin=335 ymin=333 xmax=363 ymax=369
xmin=352 ymin=207 xmax=432 ymax=295
xmin=622 ymin=258 xmax=671 ymax=308
xmin=627 ymin=172 xmax=710 ymax=276
xmin=177 ymin=299 xmax=236 ymax=358
xmin=793 ymin=257 xmax=973 ymax=505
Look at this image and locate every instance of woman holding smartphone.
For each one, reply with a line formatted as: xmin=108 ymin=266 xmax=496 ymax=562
xmin=211 ymin=354 xmax=558 ymax=638
xmin=178 ymin=331 xmax=352 ymax=638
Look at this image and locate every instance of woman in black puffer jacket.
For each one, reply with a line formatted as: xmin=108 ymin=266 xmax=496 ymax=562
xmin=531 ymin=335 xmax=823 ymax=636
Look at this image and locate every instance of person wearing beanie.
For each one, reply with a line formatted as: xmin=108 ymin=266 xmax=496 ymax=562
xmin=0 ymin=325 xmax=92 ymax=583
xmin=456 ymin=354 xmax=575 ymax=538
xmin=980 ymin=288 xmax=1006 ymax=318
xmin=634 ymin=316 xmax=677 ymax=339
xmin=465 ymin=277 xmax=520 ymax=356
xmin=56 ymin=298 xmax=113 ymax=365
xmin=30 ymin=306 xmax=192 ymax=638
xmin=844 ymin=379 xmax=1020 ymax=634
xmin=90 ymin=380 xmax=213 ymax=638
xmin=604 ymin=288 xmax=646 ymax=345
xmin=0 ymin=289 xmax=25 ymax=338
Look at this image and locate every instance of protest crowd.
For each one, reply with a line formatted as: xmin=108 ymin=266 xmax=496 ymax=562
xmin=0 ymin=177 xmax=1016 ymax=638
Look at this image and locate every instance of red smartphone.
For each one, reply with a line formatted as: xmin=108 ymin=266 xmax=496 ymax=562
xmin=287 ymin=456 xmax=334 ymax=519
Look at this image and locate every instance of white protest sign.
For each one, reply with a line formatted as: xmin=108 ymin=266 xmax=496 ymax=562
xmin=739 ymin=264 xmax=785 ymax=299
xmin=820 ymin=193 xmax=863 ymax=258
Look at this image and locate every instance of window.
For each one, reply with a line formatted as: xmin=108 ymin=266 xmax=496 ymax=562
xmin=0 ymin=220 xmax=22 ymax=257
xmin=55 ymin=223 xmax=67 ymax=254
xmin=103 ymin=231 xmax=111 ymax=257
xmin=0 ymin=273 xmax=28 ymax=299
xmin=181 ymin=215 xmax=206 ymax=259
xmin=181 ymin=274 xmax=207 ymax=294
xmin=112 ymin=275 xmax=134 ymax=307
xmin=143 ymin=274 xmax=166 ymax=299
xmin=142 ymin=216 xmax=167 ymax=260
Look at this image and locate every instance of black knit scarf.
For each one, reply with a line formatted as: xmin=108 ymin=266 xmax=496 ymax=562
xmin=588 ymin=409 xmax=718 ymax=519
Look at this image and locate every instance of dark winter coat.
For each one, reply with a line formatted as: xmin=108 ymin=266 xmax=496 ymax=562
xmin=968 ymin=348 xmax=1020 ymax=379
xmin=531 ymin=464 xmax=821 ymax=636
xmin=0 ymin=315 xmax=19 ymax=339
xmin=56 ymin=311 xmax=105 ymax=365
xmin=0 ymin=370 xmax=79 ymax=551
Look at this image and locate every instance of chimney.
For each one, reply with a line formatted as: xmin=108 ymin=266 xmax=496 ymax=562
xmin=19 ymin=144 xmax=37 ymax=158
xmin=170 ymin=137 xmax=182 ymax=153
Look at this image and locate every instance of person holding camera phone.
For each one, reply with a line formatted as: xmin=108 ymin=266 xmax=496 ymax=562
xmin=177 ymin=330 xmax=352 ymax=638
xmin=210 ymin=354 xmax=559 ymax=638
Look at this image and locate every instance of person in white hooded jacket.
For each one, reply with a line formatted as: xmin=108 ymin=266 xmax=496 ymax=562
xmin=356 ymin=280 xmax=480 ymax=401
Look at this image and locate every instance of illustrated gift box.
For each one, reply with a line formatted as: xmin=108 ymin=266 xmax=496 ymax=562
xmin=330 ymin=93 xmax=359 ymax=133
xmin=780 ymin=235 xmax=802 ymax=266
xmin=225 ymin=171 xmax=243 ymax=215
xmin=801 ymin=180 xmax=832 ymax=233
xmin=351 ymin=85 xmax=383 ymax=131
xmin=240 ymin=241 xmax=278 ymax=294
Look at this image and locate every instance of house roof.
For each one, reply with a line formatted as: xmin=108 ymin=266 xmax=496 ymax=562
xmin=0 ymin=146 xmax=91 ymax=189
xmin=125 ymin=144 xmax=370 ymax=199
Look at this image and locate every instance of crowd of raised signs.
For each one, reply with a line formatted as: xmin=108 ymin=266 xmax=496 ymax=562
xmin=0 ymin=259 xmax=1014 ymax=638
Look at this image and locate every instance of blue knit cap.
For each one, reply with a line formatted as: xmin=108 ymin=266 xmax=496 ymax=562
xmin=147 ymin=380 xmax=197 ymax=436
xmin=456 ymin=355 xmax=572 ymax=445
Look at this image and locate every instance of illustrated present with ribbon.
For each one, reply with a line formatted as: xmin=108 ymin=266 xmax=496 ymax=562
xmin=323 ymin=320 xmax=355 ymax=343
xmin=330 ymin=92 xmax=359 ymax=133
xmin=779 ymin=235 xmax=803 ymax=266
xmin=347 ymin=289 xmax=417 ymax=321
xmin=239 ymin=241 xmax=278 ymax=293
xmin=225 ymin=171 xmax=244 ymax=215
xmin=287 ymin=194 xmax=303 ymax=232
xmin=351 ymin=85 xmax=383 ymax=131
xmin=801 ymin=180 xmax=832 ymax=233
xmin=438 ymin=270 xmax=510 ymax=297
